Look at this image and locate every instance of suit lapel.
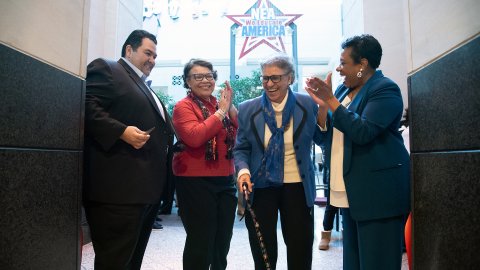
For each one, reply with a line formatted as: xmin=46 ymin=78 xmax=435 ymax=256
xmin=160 ymin=99 xmax=177 ymax=137
xmin=252 ymin=93 xmax=307 ymax=149
xmin=334 ymin=86 xmax=352 ymax=174
xmin=335 ymin=72 xmax=383 ymax=175
xmin=335 ymin=85 xmax=349 ymax=103
xmin=292 ymin=100 xmax=307 ymax=142
xmin=347 ymin=70 xmax=383 ymax=113
xmin=252 ymin=107 xmax=265 ymax=151
xmin=118 ymin=59 xmax=166 ymax=122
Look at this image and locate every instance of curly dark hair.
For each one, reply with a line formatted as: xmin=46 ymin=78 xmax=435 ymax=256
xmin=341 ymin=34 xmax=382 ymax=69
xmin=182 ymin=58 xmax=218 ymax=89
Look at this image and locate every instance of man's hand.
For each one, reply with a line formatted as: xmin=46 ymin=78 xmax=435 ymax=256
xmin=120 ymin=126 xmax=151 ymax=149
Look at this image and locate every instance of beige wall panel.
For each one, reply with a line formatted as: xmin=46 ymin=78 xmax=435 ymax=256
xmin=0 ymin=0 xmax=88 ymax=77
xmin=86 ymin=0 xmax=143 ymax=63
xmin=408 ymin=0 xmax=480 ymax=72
xmin=115 ymin=0 xmax=143 ymax=58
xmin=364 ymin=0 xmax=409 ymax=107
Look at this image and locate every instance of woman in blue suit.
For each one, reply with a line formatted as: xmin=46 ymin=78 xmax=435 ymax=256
xmin=234 ymin=54 xmax=323 ymax=270
xmin=305 ymin=34 xmax=410 ymax=270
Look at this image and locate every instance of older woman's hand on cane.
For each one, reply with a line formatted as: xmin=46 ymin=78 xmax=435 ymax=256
xmin=237 ymin=173 xmax=253 ymax=201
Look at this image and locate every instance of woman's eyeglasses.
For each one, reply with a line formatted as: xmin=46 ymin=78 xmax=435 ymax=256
xmin=260 ymin=72 xmax=290 ymax=83
xmin=189 ymin=72 xmax=216 ymax=81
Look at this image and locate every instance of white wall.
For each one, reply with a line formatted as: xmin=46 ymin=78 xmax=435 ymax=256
xmin=340 ymin=0 xmax=480 ymax=107
xmin=341 ymin=0 xmax=364 ymax=37
xmin=406 ymin=0 xmax=480 ymax=73
xmin=0 ymin=0 xmax=90 ymax=77
xmin=87 ymin=0 xmax=144 ymax=64
xmin=363 ymin=0 xmax=409 ymax=107
xmin=340 ymin=0 xmax=409 ymax=107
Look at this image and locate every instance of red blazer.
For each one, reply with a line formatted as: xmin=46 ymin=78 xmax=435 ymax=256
xmin=172 ymin=95 xmax=238 ymax=177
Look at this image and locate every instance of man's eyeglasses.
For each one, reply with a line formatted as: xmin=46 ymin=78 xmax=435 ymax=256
xmin=260 ymin=72 xmax=290 ymax=83
xmin=189 ymin=72 xmax=216 ymax=81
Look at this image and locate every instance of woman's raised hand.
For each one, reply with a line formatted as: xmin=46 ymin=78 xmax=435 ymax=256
xmin=305 ymin=72 xmax=333 ymax=106
xmin=219 ymin=80 xmax=233 ymax=113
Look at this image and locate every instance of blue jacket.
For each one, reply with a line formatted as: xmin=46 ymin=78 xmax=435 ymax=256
xmin=322 ymin=70 xmax=410 ymax=221
xmin=234 ymin=92 xmax=323 ymax=207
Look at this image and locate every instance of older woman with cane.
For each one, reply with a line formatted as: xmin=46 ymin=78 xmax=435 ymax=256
xmin=234 ymin=54 xmax=323 ymax=270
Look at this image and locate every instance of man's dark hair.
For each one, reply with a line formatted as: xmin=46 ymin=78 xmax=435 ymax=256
xmin=341 ymin=34 xmax=382 ymax=69
xmin=182 ymin=58 xmax=218 ymax=89
xmin=121 ymin=29 xmax=157 ymax=57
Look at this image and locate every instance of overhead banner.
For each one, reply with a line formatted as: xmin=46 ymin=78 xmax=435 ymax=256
xmin=226 ymin=0 xmax=302 ymax=59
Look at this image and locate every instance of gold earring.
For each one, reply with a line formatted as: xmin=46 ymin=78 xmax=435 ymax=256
xmin=357 ymin=68 xmax=363 ymax=78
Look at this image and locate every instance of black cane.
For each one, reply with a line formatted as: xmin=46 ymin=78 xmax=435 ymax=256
xmin=242 ymin=183 xmax=272 ymax=270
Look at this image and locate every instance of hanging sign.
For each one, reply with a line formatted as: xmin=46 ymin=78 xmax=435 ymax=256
xmin=226 ymin=0 xmax=302 ymax=59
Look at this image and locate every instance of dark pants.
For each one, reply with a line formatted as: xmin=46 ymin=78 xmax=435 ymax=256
xmin=84 ymin=202 xmax=159 ymax=270
xmin=342 ymin=208 xmax=404 ymax=270
xmin=323 ymin=202 xmax=339 ymax=231
xmin=245 ymin=183 xmax=314 ymax=270
xmin=323 ymin=188 xmax=339 ymax=231
xmin=321 ymin=167 xmax=339 ymax=231
xmin=175 ymin=175 xmax=237 ymax=270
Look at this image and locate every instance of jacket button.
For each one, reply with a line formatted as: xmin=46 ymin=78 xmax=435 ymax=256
xmin=294 ymin=145 xmax=299 ymax=150
xmin=297 ymin=160 xmax=302 ymax=165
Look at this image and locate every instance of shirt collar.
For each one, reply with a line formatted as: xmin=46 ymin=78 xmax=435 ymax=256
xmin=122 ymin=57 xmax=145 ymax=80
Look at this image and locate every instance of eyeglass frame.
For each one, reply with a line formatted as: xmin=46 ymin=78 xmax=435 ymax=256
xmin=260 ymin=72 xmax=291 ymax=83
xmin=187 ymin=71 xmax=218 ymax=81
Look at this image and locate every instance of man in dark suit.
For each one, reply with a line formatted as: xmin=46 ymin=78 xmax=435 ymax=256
xmin=83 ymin=29 xmax=175 ymax=270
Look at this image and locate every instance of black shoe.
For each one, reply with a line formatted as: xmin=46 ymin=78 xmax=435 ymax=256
xmin=152 ymin=221 xmax=163 ymax=230
xmin=155 ymin=216 xmax=163 ymax=222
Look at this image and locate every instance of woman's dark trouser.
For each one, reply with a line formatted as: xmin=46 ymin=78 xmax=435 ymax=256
xmin=323 ymin=191 xmax=339 ymax=231
xmin=245 ymin=183 xmax=314 ymax=270
xmin=342 ymin=208 xmax=404 ymax=270
xmin=322 ymin=168 xmax=339 ymax=231
xmin=84 ymin=202 xmax=159 ymax=270
xmin=175 ymin=175 xmax=237 ymax=270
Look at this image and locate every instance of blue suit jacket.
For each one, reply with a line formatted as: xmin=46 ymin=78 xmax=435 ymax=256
xmin=234 ymin=92 xmax=322 ymax=207
xmin=321 ymin=70 xmax=410 ymax=221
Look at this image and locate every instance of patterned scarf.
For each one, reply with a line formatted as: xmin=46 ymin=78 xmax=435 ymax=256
xmin=189 ymin=92 xmax=235 ymax=160
xmin=253 ymin=89 xmax=296 ymax=187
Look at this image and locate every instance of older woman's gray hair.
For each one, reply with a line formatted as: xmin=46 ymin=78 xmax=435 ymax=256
xmin=260 ymin=54 xmax=295 ymax=82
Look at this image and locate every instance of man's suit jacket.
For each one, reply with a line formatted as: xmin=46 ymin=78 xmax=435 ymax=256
xmin=84 ymin=58 xmax=175 ymax=205
xmin=321 ymin=70 xmax=410 ymax=221
xmin=234 ymin=92 xmax=323 ymax=207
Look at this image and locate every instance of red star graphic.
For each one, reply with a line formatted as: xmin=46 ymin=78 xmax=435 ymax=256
xmin=226 ymin=0 xmax=302 ymax=59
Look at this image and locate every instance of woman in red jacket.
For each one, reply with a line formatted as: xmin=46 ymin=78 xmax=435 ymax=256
xmin=172 ymin=58 xmax=238 ymax=270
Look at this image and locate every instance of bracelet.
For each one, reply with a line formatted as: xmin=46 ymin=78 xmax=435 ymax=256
xmin=216 ymin=109 xmax=226 ymax=118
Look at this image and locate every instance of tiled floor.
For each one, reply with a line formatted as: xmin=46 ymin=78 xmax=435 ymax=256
xmin=80 ymin=204 xmax=408 ymax=270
